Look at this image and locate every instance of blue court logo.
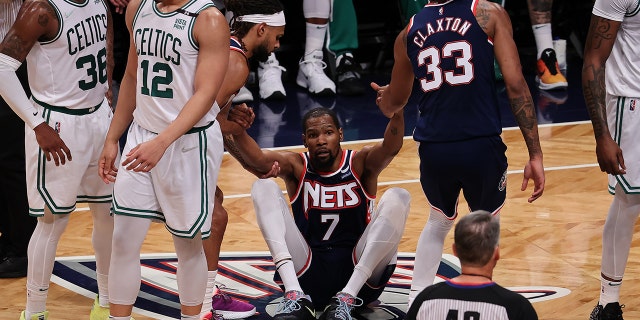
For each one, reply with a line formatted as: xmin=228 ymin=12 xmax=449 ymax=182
xmin=51 ymin=252 xmax=570 ymax=319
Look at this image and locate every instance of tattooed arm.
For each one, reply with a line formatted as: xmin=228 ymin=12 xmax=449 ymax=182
xmin=0 ymin=0 xmax=74 ymax=166
xmin=485 ymin=0 xmax=545 ymax=202
xmin=222 ymin=133 xmax=280 ymax=178
xmin=526 ymin=0 xmax=553 ymax=25
xmin=582 ymin=14 xmax=625 ymax=175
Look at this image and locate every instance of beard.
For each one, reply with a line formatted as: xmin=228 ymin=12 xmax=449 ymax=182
xmin=253 ymin=44 xmax=270 ymax=62
xmin=310 ymin=149 xmax=338 ymax=171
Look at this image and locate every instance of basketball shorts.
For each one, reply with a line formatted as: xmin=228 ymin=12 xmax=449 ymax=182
xmin=418 ymin=135 xmax=508 ymax=218
xmin=25 ymin=97 xmax=114 ymax=216
xmin=112 ymin=120 xmax=223 ymax=239
xmin=606 ymin=95 xmax=640 ymax=194
xmin=274 ymin=247 xmax=394 ymax=309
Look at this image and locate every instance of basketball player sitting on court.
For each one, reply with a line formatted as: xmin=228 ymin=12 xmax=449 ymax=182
xmin=97 ymin=0 xmax=229 ymax=318
xmin=0 ymin=0 xmax=115 ymax=319
xmin=226 ymin=105 xmax=409 ymax=320
xmin=406 ymin=210 xmax=538 ymax=320
xmin=199 ymin=0 xmax=285 ymax=319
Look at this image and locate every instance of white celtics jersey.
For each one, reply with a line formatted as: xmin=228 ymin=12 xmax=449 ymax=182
xmin=593 ymin=0 xmax=640 ymax=97
xmin=131 ymin=0 xmax=219 ymax=134
xmin=26 ymin=0 xmax=109 ymax=109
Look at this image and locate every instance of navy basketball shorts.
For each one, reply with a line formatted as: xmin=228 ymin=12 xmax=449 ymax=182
xmin=274 ymin=246 xmax=394 ymax=309
xmin=418 ymin=135 xmax=508 ymax=218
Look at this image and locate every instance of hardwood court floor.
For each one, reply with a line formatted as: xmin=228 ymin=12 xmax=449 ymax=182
xmin=2 ymin=121 xmax=640 ymax=319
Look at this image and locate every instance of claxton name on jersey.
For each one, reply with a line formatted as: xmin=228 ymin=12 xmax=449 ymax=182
xmin=302 ymin=180 xmax=361 ymax=212
xmin=134 ymin=27 xmax=182 ymax=65
xmin=67 ymin=13 xmax=107 ymax=55
xmin=412 ymin=17 xmax=472 ymax=47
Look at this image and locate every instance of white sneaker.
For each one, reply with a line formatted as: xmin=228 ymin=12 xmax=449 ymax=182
xmin=296 ymin=50 xmax=335 ymax=96
xmin=258 ymin=53 xmax=286 ymax=100
xmin=232 ymin=86 xmax=253 ymax=103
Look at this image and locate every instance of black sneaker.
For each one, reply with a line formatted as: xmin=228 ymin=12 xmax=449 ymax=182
xmin=319 ymin=292 xmax=362 ymax=320
xmin=0 ymin=256 xmax=28 ymax=278
xmin=273 ymin=290 xmax=316 ymax=320
xmin=336 ymin=53 xmax=365 ymax=96
xmin=589 ymin=302 xmax=624 ymax=320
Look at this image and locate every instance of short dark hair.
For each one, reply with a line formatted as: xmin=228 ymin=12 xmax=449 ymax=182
xmin=302 ymin=107 xmax=341 ymax=132
xmin=454 ymin=210 xmax=500 ymax=267
xmin=225 ymin=0 xmax=284 ymax=39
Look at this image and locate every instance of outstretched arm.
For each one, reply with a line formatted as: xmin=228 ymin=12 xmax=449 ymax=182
xmin=0 ymin=0 xmax=72 ymax=166
xmin=492 ymin=3 xmax=544 ymax=202
xmin=228 ymin=105 xmax=297 ymax=179
xmin=353 ymin=109 xmax=404 ymax=194
xmin=582 ymin=14 xmax=624 ymax=175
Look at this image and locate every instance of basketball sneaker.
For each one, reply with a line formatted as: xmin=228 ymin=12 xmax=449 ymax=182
xmin=589 ymin=302 xmax=624 ymax=320
xmin=296 ymin=50 xmax=336 ymax=96
xmin=210 ymin=285 xmax=256 ymax=319
xmin=201 ymin=310 xmax=224 ymax=320
xmin=273 ymin=290 xmax=316 ymax=320
xmin=319 ymin=292 xmax=362 ymax=320
xmin=90 ymin=295 xmax=110 ymax=320
xmin=335 ymin=53 xmax=365 ymax=96
xmin=536 ymin=48 xmax=567 ymax=90
xmin=19 ymin=311 xmax=48 ymax=320
xmin=258 ymin=53 xmax=287 ymax=100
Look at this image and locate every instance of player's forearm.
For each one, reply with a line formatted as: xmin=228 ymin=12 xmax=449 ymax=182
xmin=381 ymin=109 xmax=404 ymax=156
xmin=507 ymin=87 xmax=543 ymax=159
xmin=582 ymin=60 xmax=610 ymax=140
xmin=0 ymin=54 xmax=45 ymax=129
xmin=231 ymin=130 xmax=275 ymax=173
xmin=105 ymin=73 xmax=135 ymax=143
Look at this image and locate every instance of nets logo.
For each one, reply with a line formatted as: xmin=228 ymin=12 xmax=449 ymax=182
xmin=51 ymin=252 xmax=570 ymax=319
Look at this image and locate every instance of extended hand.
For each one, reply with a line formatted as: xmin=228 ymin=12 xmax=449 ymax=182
xmin=33 ymin=123 xmax=72 ymax=166
xmin=370 ymin=82 xmax=394 ymax=118
xmin=595 ymin=136 xmax=626 ymax=175
xmin=521 ymin=157 xmax=545 ymax=203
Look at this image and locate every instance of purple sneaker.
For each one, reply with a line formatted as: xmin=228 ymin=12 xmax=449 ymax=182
xmin=211 ymin=285 xmax=257 ymax=319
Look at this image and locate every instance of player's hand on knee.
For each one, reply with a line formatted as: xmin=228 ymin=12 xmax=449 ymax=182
xmin=33 ymin=122 xmax=72 ymax=166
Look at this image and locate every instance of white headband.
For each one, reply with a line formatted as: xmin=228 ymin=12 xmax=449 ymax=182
xmin=236 ymin=11 xmax=286 ymax=27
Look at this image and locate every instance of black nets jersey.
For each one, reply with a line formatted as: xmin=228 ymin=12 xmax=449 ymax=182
xmin=290 ymin=150 xmax=375 ymax=249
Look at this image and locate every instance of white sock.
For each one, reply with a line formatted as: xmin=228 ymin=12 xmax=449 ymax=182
xmin=181 ymin=314 xmax=199 ymax=320
xmin=276 ymin=259 xmax=303 ymax=293
xmin=25 ymin=284 xmax=48 ymax=316
xmin=342 ymin=266 xmax=370 ymax=297
xmin=304 ymin=23 xmax=327 ymax=56
xmin=201 ymin=270 xmax=218 ymax=314
xmin=531 ymin=23 xmax=554 ymax=58
xmin=599 ymin=275 xmax=622 ymax=306
xmin=97 ymin=272 xmax=109 ymax=307
xmin=109 ymin=316 xmax=130 ymax=320
xmin=409 ymin=209 xmax=454 ymax=306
